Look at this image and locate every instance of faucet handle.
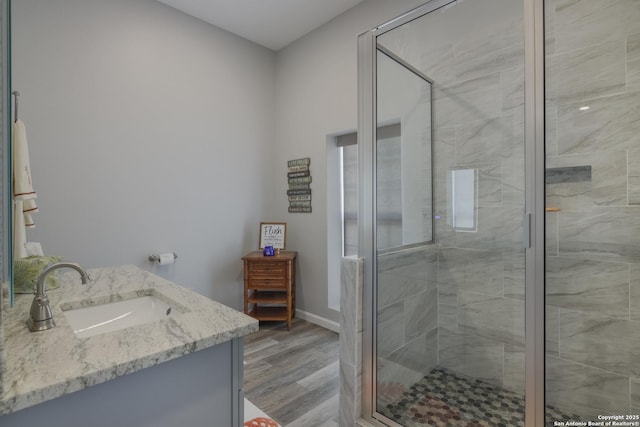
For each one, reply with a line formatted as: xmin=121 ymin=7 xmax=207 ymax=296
xmin=28 ymin=261 xmax=90 ymax=332
xmin=27 ymin=295 xmax=56 ymax=331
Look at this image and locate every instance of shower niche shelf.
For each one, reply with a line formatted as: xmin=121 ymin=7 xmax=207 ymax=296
xmin=545 ymin=165 xmax=592 ymax=183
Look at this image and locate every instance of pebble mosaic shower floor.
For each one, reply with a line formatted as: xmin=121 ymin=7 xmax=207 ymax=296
xmin=379 ymin=367 xmax=576 ymax=426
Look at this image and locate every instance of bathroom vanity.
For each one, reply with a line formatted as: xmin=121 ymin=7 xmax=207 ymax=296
xmin=0 ymin=265 xmax=258 ymax=427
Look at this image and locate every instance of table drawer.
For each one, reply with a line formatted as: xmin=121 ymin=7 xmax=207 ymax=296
xmin=248 ymin=262 xmax=287 ymax=275
xmin=248 ymin=275 xmax=287 ymax=288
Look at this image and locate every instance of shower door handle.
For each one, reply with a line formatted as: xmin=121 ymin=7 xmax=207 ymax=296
xmin=523 ymin=213 xmax=532 ymax=249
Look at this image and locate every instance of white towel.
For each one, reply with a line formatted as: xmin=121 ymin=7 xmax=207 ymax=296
xmin=13 ymin=119 xmax=38 ymax=258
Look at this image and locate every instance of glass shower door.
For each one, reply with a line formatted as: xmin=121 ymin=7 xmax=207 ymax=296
xmin=371 ymin=0 xmax=528 ymax=425
xmin=374 ymin=42 xmax=437 ymax=421
xmin=544 ymin=0 xmax=640 ymax=423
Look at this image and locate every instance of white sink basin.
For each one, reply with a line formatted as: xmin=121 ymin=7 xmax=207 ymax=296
xmin=63 ymin=295 xmax=175 ymax=338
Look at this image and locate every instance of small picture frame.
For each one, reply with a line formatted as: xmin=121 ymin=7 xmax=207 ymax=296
xmin=259 ymin=222 xmax=287 ymax=250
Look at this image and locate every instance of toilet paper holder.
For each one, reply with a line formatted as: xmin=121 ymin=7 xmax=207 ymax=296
xmin=148 ymin=252 xmax=178 ymax=263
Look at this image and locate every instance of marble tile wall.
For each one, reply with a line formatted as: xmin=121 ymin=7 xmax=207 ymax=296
xmin=376 ymin=246 xmax=438 ymax=394
xmin=544 ymin=0 xmax=640 ymax=418
xmin=428 ymin=12 xmax=527 ymax=396
xmin=339 ymin=257 xmax=363 ymax=426
xmin=376 ymin=16 xmax=528 ymax=391
xmin=375 ymin=6 xmax=527 ymax=399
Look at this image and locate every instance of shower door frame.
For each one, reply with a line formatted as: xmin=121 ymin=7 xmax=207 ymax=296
xmin=357 ymin=0 xmax=546 ymax=425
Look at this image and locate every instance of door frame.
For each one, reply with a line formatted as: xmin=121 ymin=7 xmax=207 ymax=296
xmin=357 ymin=0 xmax=546 ymax=425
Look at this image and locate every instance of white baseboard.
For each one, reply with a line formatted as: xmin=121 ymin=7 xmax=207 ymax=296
xmin=296 ymin=309 xmax=340 ymax=333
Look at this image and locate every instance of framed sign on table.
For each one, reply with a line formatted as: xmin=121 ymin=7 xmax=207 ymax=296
xmin=259 ymin=222 xmax=287 ymax=250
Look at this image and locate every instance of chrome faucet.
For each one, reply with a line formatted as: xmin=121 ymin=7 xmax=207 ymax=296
xmin=27 ymin=262 xmax=91 ymax=332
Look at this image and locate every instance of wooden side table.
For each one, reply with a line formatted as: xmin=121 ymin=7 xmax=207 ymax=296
xmin=242 ymin=251 xmax=297 ymax=330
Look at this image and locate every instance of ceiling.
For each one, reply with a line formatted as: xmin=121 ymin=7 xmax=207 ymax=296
xmin=156 ymin=0 xmax=365 ymax=51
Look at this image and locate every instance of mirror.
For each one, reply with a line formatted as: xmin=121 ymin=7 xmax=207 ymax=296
xmin=375 ymin=45 xmax=434 ymax=251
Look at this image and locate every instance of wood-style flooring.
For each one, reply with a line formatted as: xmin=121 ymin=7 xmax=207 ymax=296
xmin=243 ymin=318 xmax=340 ymax=427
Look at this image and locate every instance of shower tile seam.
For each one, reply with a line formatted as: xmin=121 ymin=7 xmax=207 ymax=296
xmin=629 ymin=379 xmax=633 ymax=414
xmin=553 ymin=86 xmax=639 ymax=110
xmin=436 ymin=245 xmax=510 ymax=253
xmin=627 ymin=147 xmax=630 ymax=207
xmin=501 ymin=342 xmax=506 ymax=390
xmin=550 ymin=353 xmax=637 ymax=381
xmin=549 ymin=36 xmax=629 ymax=59
xmin=456 ymin=288 xmax=523 ymax=302
xmin=551 ymin=253 xmax=640 ymax=266
xmin=437 ymin=250 xmax=441 ymax=367
xmin=554 ymin=306 xmax=637 ymax=321
xmin=626 ymin=34 xmax=629 ymax=89
xmin=629 ymin=264 xmax=632 ymax=322
xmin=556 ymin=210 xmax=560 ymax=255
xmin=499 ymin=68 xmax=504 ymax=114
xmin=550 ymin=104 xmax=559 ymax=157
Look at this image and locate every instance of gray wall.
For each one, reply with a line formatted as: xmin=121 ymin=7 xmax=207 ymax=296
xmin=10 ymin=0 xmax=428 ymax=325
xmin=273 ymin=0 xmax=425 ymax=325
xmin=12 ymin=0 xmax=277 ymax=309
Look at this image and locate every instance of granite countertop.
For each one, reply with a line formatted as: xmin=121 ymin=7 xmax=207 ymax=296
xmin=0 ymin=264 xmax=258 ymax=415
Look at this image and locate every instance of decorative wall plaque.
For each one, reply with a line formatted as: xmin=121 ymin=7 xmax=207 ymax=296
xmin=287 ymin=157 xmax=312 ymax=213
